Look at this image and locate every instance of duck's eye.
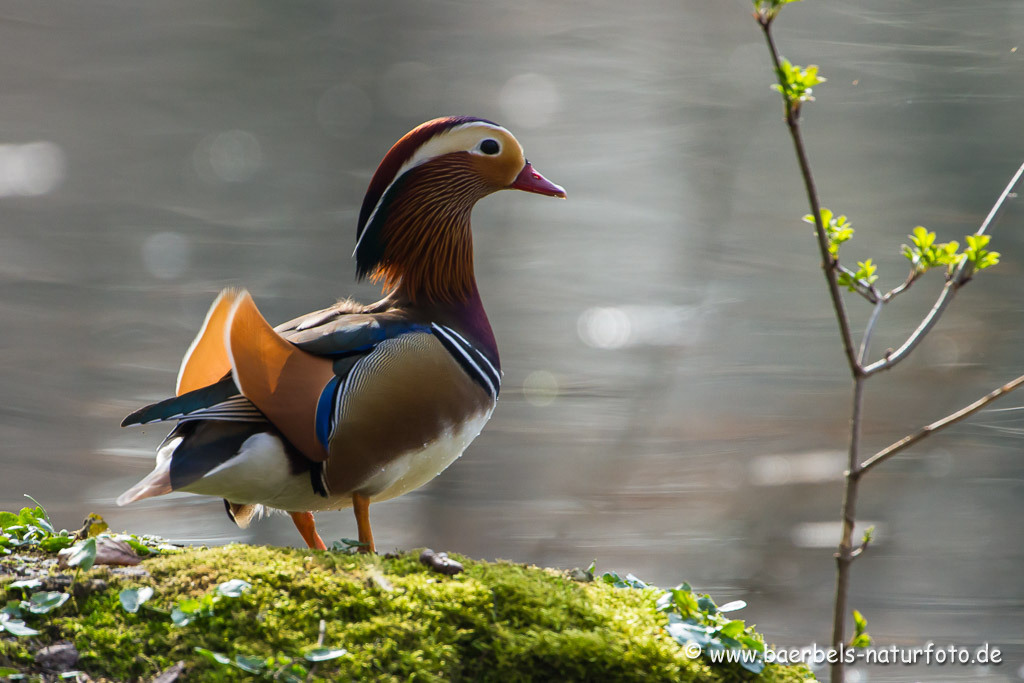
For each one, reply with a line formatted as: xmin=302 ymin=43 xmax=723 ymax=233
xmin=479 ymin=139 xmax=500 ymax=155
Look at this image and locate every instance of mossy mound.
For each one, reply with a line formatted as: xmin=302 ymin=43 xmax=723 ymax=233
xmin=1 ymin=544 xmax=814 ymax=681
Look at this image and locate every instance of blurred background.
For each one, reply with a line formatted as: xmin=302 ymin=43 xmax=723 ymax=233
xmin=1 ymin=0 xmax=1023 ymax=680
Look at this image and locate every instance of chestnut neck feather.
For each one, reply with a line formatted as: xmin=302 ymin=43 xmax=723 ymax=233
xmin=363 ymin=154 xmax=491 ymax=306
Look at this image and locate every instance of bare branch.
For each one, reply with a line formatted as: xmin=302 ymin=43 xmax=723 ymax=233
xmin=859 ymin=300 xmax=884 ymax=364
xmin=974 ymin=160 xmax=1024 ymax=240
xmin=863 ymin=160 xmax=1024 ymax=376
xmin=760 ymin=24 xmax=862 ymax=377
xmin=862 ymin=278 xmax=956 ymax=376
xmin=859 ymin=373 xmax=1024 ymax=475
xmin=882 ymin=271 xmax=918 ymax=302
xmin=832 ymin=374 xmax=866 ymax=669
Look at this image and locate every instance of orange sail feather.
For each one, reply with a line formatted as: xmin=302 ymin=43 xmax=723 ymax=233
xmin=224 ymin=291 xmax=335 ymax=463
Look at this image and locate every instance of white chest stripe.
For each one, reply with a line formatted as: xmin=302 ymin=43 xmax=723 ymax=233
xmin=431 ymin=324 xmax=500 ymax=398
xmin=438 ymin=325 xmax=500 ymax=383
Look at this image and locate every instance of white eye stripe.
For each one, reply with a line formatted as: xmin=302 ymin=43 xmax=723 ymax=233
xmin=354 ymin=122 xmax=517 ymax=257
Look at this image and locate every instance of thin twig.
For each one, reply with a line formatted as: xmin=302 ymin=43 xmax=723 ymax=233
xmin=882 ymin=271 xmax=918 ymax=302
xmin=760 ymin=21 xmax=862 ymax=377
xmin=975 ymin=160 xmax=1024 ymax=239
xmin=860 ymin=373 xmax=1024 ymax=474
xmin=859 ymin=300 xmax=884 ymax=364
xmin=863 ymin=161 xmax=1024 ymax=376
xmin=862 ymin=278 xmax=956 ymax=376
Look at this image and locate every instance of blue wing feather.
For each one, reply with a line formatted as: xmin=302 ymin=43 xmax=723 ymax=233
xmin=314 ymin=375 xmax=341 ymax=449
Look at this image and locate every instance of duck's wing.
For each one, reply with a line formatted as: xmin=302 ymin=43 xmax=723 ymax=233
xmin=224 ymin=292 xmax=434 ymax=463
xmin=174 ymin=291 xmax=396 ymax=397
xmin=124 ymin=290 xmax=436 ymax=466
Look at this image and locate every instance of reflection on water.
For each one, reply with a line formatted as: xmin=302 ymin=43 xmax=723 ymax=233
xmin=1 ymin=1 xmax=1023 ymax=679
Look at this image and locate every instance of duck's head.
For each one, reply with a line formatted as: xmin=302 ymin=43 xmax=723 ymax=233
xmin=354 ymin=116 xmax=565 ymax=304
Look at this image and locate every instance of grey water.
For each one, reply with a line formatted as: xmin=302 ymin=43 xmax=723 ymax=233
xmin=1 ymin=1 xmax=1023 ymax=680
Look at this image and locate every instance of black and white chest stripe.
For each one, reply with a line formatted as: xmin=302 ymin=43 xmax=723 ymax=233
xmin=430 ymin=323 xmax=501 ymax=399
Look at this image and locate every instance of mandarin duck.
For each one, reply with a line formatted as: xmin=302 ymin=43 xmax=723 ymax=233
xmin=117 ymin=117 xmax=565 ymax=552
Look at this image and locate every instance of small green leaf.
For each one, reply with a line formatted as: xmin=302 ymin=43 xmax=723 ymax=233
xmin=0 ymin=667 xmax=21 ymax=676
xmin=0 ymin=512 xmax=20 ymax=530
xmin=739 ymin=635 xmax=766 ymax=653
xmin=330 ymin=538 xmax=369 ymax=553
xmin=718 ymin=620 xmax=746 ymax=638
xmin=119 ymin=587 xmax=154 ymax=614
xmin=849 ymin=609 xmax=872 ymax=648
xmin=806 ymin=208 xmax=854 ymax=256
xmin=18 ymin=506 xmax=49 ymax=535
xmin=850 ymin=633 xmax=872 ymax=648
xmin=170 ymin=607 xmax=193 ymax=627
xmin=193 ymin=647 xmax=232 ymax=666
xmin=66 ymin=538 xmax=97 ymax=572
xmin=177 ymin=598 xmax=203 ymax=615
xmin=753 ymin=0 xmax=802 ymax=10
xmin=216 ymin=579 xmax=251 ymax=598
xmin=123 ymin=538 xmax=152 ymax=556
xmin=1 ymin=619 xmax=39 ymax=637
xmin=966 ymin=234 xmax=987 ymax=251
xmin=853 ymin=609 xmax=867 ymax=633
xmin=233 ymin=654 xmax=266 ymax=673
xmin=278 ymin=665 xmax=310 ymax=683
xmin=6 ymin=579 xmax=41 ymax=591
xmin=38 ymin=535 xmax=74 ymax=553
xmin=671 ymin=587 xmax=700 ymax=616
xmin=718 ymin=600 xmax=747 ymax=613
xmin=696 ymin=596 xmax=718 ymax=615
xmin=2 ymin=601 xmax=24 ymax=618
xmin=28 ymin=591 xmax=69 ymax=615
xmin=305 ymin=647 xmax=348 ymax=662
xmin=911 ymin=226 xmax=934 ymax=249
xmin=773 ymin=58 xmax=825 ymax=105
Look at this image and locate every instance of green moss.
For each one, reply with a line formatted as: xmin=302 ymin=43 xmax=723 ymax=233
xmin=1 ymin=545 xmax=814 ymax=681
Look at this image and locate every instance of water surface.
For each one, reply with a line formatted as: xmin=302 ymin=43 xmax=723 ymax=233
xmin=1 ymin=1 xmax=1023 ymax=680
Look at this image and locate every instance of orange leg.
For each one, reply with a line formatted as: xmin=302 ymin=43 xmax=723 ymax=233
xmin=289 ymin=511 xmax=327 ymax=550
xmin=352 ymin=493 xmax=375 ymax=553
